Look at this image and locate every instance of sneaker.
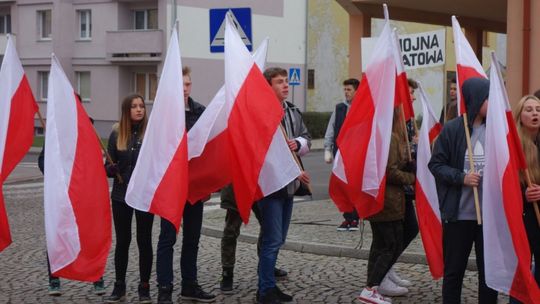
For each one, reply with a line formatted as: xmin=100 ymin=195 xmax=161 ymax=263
xmin=357 ymin=287 xmax=391 ymax=304
xmin=274 ymin=267 xmax=288 ymax=279
xmin=138 ymin=282 xmax=152 ymax=304
xmin=349 ymin=220 xmax=360 ymax=231
xmin=220 ymin=268 xmax=234 ymax=294
xmin=181 ymin=283 xmax=216 ymax=303
xmin=104 ymin=281 xmax=126 ymax=303
xmin=378 ymin=276 xmax=408 ymax=297
xmin=337 ymin=220 xmax=350 ymax=231
xmin=93 ymin=278 xmax=106 ymax=296
xmin=157 ymin=284 xmax=173 ymax=304
xmin=275 ymin=286 xmax=293 ymax=302
xmin=257 ymin=287 xmax=281 ymax=304
xmin=388 ymin=268 xmax=412 ymax=287
xmin=48 ymin=278 xmax=62 ymax=296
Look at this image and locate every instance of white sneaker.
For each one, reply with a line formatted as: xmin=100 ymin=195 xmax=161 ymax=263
xmin=388 ymin=268 xmax=412 ymax=287
xmin=378 ymin=275 xmax=409 ymax=297
xmin=357 ymin=287 xmax=392 ymax=304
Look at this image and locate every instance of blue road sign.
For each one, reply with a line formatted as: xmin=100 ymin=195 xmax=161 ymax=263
xmin=209 ymin=8 xmax=252 ymax=53
xmin=289 ymin=68 xmax=301 ymax=86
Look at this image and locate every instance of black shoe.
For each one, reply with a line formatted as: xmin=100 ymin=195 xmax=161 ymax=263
xmin=220 ymin=268 xmax=234 ymax=294
xmin=257 ymin=287 xmax=282 ymax=304
xmin=274 ymin=268 xmax=288 ymax=279
xmin=181 ymin=283 xmax=216 ymax=303
xmin=138 ymin=282 xmax=151 ymax=304
xmin=104 ymin=281 xmax=126 ymax=303
xmin=275 ymin=286 xmax=293 ymax=302
xmin=157 ymin=284 xmax=173 ymax=304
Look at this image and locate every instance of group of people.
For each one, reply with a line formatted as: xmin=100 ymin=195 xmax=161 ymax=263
xmin=38 ymin=67 xmax=539 ymax=304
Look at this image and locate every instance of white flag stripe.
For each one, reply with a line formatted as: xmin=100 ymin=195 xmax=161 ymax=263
xmin=126 ymin=28 xmax=185 ymax=211
xmin=331 ymin=151 xmax=347 ymax=183
xmin=452 ymin=16 xmax=486 ymax=78
xmin=482 ymin=52 xmax=516 ymax=294
xmin=44 ymin=55 xmax=80 ymax=273
xmin=0 ymin=37 xmax=25 ymax=176
xmin=417 ymin=83 xmax=441 ymax=221
xmin=188 ymin=38 xmax=269 ymax=160
xmin=362 ymin=19 xmax=396 ymax=196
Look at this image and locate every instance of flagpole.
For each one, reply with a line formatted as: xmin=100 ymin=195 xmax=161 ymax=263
xmin=399 ymin=104 xmax=413 ymax=161
xmin=91 ymin=125 xmax=124 ymax=184
xmin=36 ymin=109 xmax=46 ymax=131
xmin=279 ymin=125 xmax=313 ymax=194
xmin=523 ymin=170 xmax=540 ymax=227
xmin=462 ymin=113 xmax=482 ymax=225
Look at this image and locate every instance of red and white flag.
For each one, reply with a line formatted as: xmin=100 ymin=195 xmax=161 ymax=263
xmin=44 ymin=55 xmax=111 ymax=281
xmin=452 ymin=16 xmax=487 ymax=115
xmin=224 ymin=13 xmax=300 ymax=222
xmin=415 ymin=83 xmax=443 ymax=279
xmin=0 ymin=36 xmax=38 ymax=252
xmin=329 ymin=5 xmax=396 ymax=218
xmin=392 ymin=30 xmax=415 ymax=121
xmin=482 ymin=52 xmax=540 ymax=303
xmin=125 ymin=28 xmax=188 ymax=231
xmin=187 ymin=38 xmax=269 ymax=204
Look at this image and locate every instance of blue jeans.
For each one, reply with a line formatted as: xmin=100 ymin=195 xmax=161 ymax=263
xmin=156 ymin=201 xmax=203 ymax=286
xmin=257 ymin=195 xmax=294 ymax=295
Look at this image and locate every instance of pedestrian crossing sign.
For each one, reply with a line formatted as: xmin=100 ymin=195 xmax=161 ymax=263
xmin=289 ymin=68 xmax=301 ymax=86
xmin=209 ymin=8 xmax=252 ymax=53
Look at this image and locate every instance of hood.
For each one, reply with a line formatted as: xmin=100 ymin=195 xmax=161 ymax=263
xmin=462 ymin=77 xmax=489 ymax=126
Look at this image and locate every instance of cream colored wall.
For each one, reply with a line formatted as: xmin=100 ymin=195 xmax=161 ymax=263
xmin=307 ymin=0 xmax=349 ymax=112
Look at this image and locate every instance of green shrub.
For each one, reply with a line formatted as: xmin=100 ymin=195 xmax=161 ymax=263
xmin=302 ymin=111 xmax=332 ymax=139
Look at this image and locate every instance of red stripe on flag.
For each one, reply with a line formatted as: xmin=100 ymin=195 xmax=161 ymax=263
xmin=0 ymin=192 xmax=10 ymax=251
xmin=329 ymin=173 xmax=356 ymax=213
xmin=54 ymin=96 xmax=111 ymax=282
xmin=428 ymin=123 xmax=442 ymax=144
xmin=188 ymin=131 xmax=231 ymax=204
xmin=505 ymin=112 xmax=527 ymax=170
xmin=395 ymin=72 xmax=414 ymax=121
xmin=228 ymin=64 xmax=284 ymax=223
xmin=415 ymin=182 xmax=444 ymax=279
xmin=456 ymin=65 xmax=486 ymax=115
xmin=149 ymin=132 xmax=189 ymax=231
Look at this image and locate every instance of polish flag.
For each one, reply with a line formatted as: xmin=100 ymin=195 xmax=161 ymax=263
xmin=415 ymin=83 xmax=443 ymax=279
xmin=187 ymin=38 xmax=269 ymax=204
xmin=392 ymin=30 xmax=415 ymax=121
xmin=452 ymin=16 xmax=487 ymax=115
xmin=0 ymin=36 xmax=38 ymax=252
xmin=224 ymin=13 xmax=300 ymax=222
xmin=482 ymin=52 xmax=540 ymax=303
xmin=125 ymin=28 xmax=188 ymax=231
xmin=44 ymin=56 xmax=111 ymax=281
xmin=329 ymin=5 xmax=396 ymax=218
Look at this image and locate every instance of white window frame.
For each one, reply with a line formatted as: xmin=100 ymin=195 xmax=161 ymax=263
xmin=134 ymin=72 xmax=157 ymax=102
xmin=133 ymin=9 xmax=157 ymax=30
xmin=37 ymin=10 xmax=52 ymax=40
xmin=38 ymin=71 xmax=49 ymax=101
xmin=0 ymin=14 xmax=11 ymax=34
xmin=76 ymin=71 xmax=91 ymax=102
xmin=78 ymin=10 xmax=91 ymax=40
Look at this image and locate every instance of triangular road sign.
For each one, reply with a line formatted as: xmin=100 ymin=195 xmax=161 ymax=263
xmin=211 ymin=10 xmax=252 ymax=48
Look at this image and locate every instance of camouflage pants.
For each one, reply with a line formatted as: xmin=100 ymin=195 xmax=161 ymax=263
xmin=221 ymin=205 xmax=262 ymax=269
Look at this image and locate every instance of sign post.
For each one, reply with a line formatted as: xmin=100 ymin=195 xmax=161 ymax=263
xmin=289 ymin=68 xmax=301 ymax=104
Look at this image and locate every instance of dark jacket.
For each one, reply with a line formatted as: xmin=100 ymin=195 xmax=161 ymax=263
xmin=107 ymin=123 xmax=144 ymax=202
xmin=185 ymin=97 xmax=206 ymax=131
xmin=428 ymin=77 xmax=489 ymax=222
xmin=368 ymin=134 xmax=415 ymax=222
xmin=333 ymin=102 xmax=348 ymax=155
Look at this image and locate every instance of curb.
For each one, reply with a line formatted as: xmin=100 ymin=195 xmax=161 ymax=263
xmin=201 ymin=224 xmax=478 ymax=271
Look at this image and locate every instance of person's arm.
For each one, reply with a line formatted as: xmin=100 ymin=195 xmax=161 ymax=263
xmin=105 ymin=131 xmax=119 ymax=178
xmin=386 ymin=136 xmax=415 ymax=186
xmin=428 ymin=127 xmax=466 ymax=186
xmin=294 ymin=118 xmax=311 ymax=157
xmin=324 ymin=110 xmax=336 ymax=152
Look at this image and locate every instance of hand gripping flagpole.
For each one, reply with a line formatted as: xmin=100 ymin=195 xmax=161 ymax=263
xmin=523 ymin=170 xmax=540 ymax=227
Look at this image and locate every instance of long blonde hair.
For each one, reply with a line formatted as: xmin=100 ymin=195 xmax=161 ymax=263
xmin=513 ymin=95 xmax=540 ymax=183
xmin=116 ymin=94 xmax=147 ymax=151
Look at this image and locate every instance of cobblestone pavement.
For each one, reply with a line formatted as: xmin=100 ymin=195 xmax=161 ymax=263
xmin=0 ymin=183 xmax=507 ymax=303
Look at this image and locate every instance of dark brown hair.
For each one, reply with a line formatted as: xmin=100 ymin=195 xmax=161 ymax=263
xmin=116 ymin=94 xmax=147 ymax=151
xmin=263 ymin=67 xmax=287 ymax=85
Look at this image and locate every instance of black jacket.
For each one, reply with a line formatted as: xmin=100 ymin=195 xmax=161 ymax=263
xmin=185 ymin=97 xmax=205 ymax=131
xmin=428 ymin=77 xmax=489 ymax=222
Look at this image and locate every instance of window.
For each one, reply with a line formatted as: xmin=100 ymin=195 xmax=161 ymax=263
xmin=37 ymin=10 xmax=52 ymax=40
xmin=134 ymin=73 xmax=157 ymax=102
xmin=0 ymin=14 xmax=11 ymax=34
xmin=78 ymin=10 xmax=91 ymax=39
xmin=38 ymin=71 xmax=49 ymax=101
xmin=134 ymin=9 xmax=157 ymax=30
xmin=76 ymin=71 xmax=91 ymax=102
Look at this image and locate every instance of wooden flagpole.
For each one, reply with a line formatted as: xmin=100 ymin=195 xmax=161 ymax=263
xmin=462 ymin=112 xmax=482 ymax=225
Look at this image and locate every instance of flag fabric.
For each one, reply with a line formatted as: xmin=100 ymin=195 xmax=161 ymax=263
xmin=125 ymin=28 xmax=188 ymax=231
xmin=452 ymin=16 xmax=487 ymax=115
xmin=44 ymin=55 xmax=111 ymax=281
xmin=0 ymin=36 xmax=38 ymax=252
xmin=482 ymin=52 xmax=540 ymax=304
xmin=415 ymin=83 xmax=443 ymax=279
xmin=392 ymin=30 xmax=415 ymax=121
xmin=224 ymin=14 xmax=300 ymax=222
xmin=187 ymin=38 xmax=269 ymax=204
